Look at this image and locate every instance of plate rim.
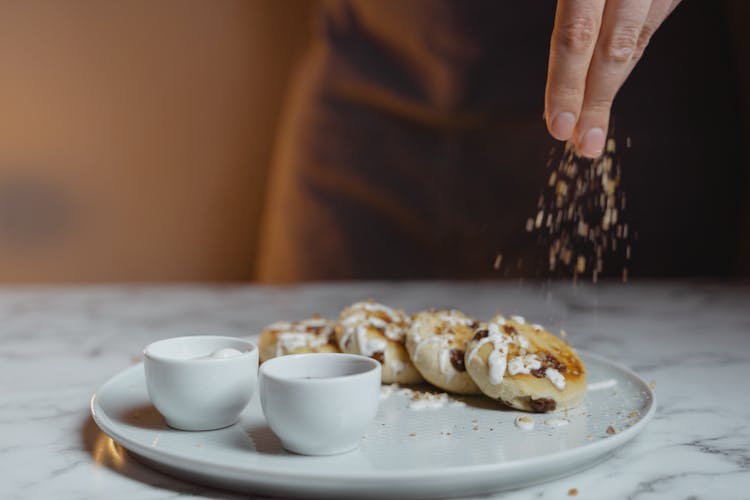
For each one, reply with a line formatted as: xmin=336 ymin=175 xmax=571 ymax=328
xmin=90 ymin=350 xmax=656 ymax=482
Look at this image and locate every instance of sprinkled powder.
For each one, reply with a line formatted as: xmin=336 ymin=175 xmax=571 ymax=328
xmin=524 ymin=137 xmax=634 ymax=282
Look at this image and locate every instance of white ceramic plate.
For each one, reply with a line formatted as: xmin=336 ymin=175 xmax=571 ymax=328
xmin=91 ymin=352 xmax=655 ymax=499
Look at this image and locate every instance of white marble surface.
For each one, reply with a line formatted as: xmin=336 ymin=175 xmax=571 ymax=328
xmin=1 ymin=282 xmax=749 ymax=499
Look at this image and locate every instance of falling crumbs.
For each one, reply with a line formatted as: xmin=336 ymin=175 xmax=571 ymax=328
xmin=606 ymin=425 xmax=617 ymax=435
xmin=525 ymin=138 xmax=633 ymax=282
xmin=568 ymin=488 xmax=579 ymax=496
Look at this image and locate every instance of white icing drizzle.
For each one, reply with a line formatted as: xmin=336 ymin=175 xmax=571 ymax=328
xmin=354 ymin=301 xmax=400 ymax=319
xmin=438 ymin=344 xmax=454 ymax=379
xmin=517 ymin=334 xmax=531 ymax=350
xmin=532 ymin=324 xmax=544 ymax=331
xmin=390 ymin=358 xmax=405 ymax=374
xmin=506 ymin=354 xmax=566 ymax=390
xmin=468 ymin=317 xmax=569 ymax=393
xmin=276 ymin=332 xmax=329 ymax=356
xmin=265 ymin=320 xmax=293 ymax=331
xmin=355 ymin=322 xmax=387 ymax=357
xmin=515 ymin=415 xmax=535 ymax=431
xmin=340 ymin=302 xmax=409 ymax=344
xmin=487 ymin=344 xmax=509 ymax=385
xmin=545 ymin=368 xmax=567 ymax=390
xmin=466 ymin=321 xmax=516 ymax=386
xmin=411 ymin=311 xmax=475 ymax=378
xmin=469 ymin=316 xmax=568 ymax=391
xmin=412 ymin=335 xmax=451 ymax=376
xmin=436 ymin=310 xmax=476 ymax=327
xmin=508 ymin=354 xmax=542 ymax=375
xmin=265 ymin=317 xmax=335 ymax=356
xmin=510 ymin=315 xmax=526 ymax=324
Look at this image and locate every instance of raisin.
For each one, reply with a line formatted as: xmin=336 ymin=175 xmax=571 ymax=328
xmin=529 ymin=397 xmax=557 ymax=413
xmin=473 ymin=329 xmax=489 ymax=341
xmin=449 ymin=349 xmax=466 ymax=372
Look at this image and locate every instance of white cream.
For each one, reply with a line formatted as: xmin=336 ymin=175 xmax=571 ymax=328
xmin=193 ymin=348 xmax=244 ymax=360
xmin=208 ymin=348 xmax=243 ymax=359
xmin=510 ymin=315 xmax=526 ymax=324
xmin=515 ymin=415 xmax=535 ymax=431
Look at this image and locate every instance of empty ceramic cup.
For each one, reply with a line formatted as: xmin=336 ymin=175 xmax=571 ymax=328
xmin=144 ymin=336 xmax=258 ymax=431
xmin=259 ymin=353 xmax=381 ymax=455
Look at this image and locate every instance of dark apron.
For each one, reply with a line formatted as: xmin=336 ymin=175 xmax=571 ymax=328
xmin=257 ymin=1 xmax=747 ymax=282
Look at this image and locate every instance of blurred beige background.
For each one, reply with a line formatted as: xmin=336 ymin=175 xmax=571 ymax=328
xmin=0 ymin=0 xmax=311 ymax=282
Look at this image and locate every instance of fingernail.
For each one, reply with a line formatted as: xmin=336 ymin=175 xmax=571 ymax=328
xmin=580 ymin=128 xmax=605 ymax=157
xmin=550 ymin=112 xmax=576 ymax=140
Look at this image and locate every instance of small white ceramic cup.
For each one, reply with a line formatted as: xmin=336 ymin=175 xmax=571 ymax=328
xmin=259 ymin=353 xmax=381 ymax=455
xmin=144 ymin=336 xmax=258 ymax=431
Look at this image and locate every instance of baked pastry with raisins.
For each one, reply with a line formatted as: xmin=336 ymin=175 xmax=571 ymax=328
xmin=258 ymin=316 xmax=340 ymax=363
xmin=405 ymin=309 xmax=482 ymax=395
xmin=336 ymin=300 xmax=422 ymax=384
xmin=465 ymin=315 xmax=586 ymax=412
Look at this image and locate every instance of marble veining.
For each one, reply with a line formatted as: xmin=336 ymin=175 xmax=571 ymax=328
xmin=0 ymin=282 xmax=749 ymax=499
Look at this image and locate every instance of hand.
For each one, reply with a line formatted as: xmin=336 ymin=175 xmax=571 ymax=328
xmin=544 ymin=0 xmax=681 ymax=157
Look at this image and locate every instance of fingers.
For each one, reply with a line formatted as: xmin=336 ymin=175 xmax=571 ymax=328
xmin=622 ymin=0 xmax=681 ymax=82
xmin=574 ymin=0 xmax=653 ymax=158
xmin=545 ymin=0 xmax=606 ymax=141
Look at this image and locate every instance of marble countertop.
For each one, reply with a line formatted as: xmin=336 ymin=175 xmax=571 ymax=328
xmin=1 ymin=282 xmax=749 ymax=499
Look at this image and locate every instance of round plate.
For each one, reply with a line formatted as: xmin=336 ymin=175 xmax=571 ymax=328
xmin=90 ymin=352 xmax=655 ymax=498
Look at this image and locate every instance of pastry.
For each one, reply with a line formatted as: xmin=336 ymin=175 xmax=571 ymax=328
xmin=336 ymin=300 xmax=422 ymax=384
xmin=465 ymin=315 xmax=586 ymax=412
xmin=405 ymin=309 xmax=482 ymax=395
xmin=258 ymin=315 xmax=339 ymax=363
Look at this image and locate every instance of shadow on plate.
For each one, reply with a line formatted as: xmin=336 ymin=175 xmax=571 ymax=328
xmin=81 ymin=416 xmax=272 ymax=499
xmin=244 ymin=425 xmax=286 ymax=455
xmin=452 ymin=395 xmax=516 ymax=412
